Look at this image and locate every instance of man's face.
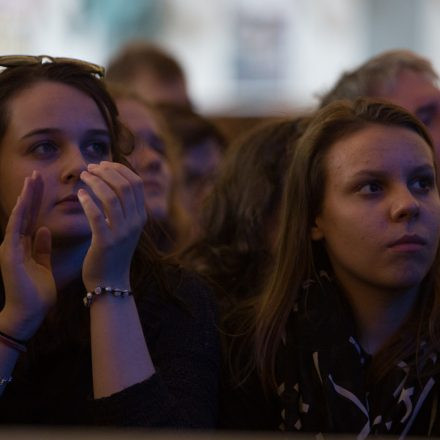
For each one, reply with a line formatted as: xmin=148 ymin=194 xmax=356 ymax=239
xmin=380 ymin=69 xmax=440 ymax=158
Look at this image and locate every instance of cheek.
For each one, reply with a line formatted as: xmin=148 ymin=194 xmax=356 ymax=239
xmin=321 ymin=208 xmax=377 ymax=254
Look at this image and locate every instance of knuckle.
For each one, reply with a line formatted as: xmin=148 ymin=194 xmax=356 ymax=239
xmin=132 ymin=173 xmax=143 ymax=184
xmin=119 ymin=181 xmax=132 ymax=195
xmin=90 ymin=211 xmax=102 ymax=223
xmin=107 ymin=194 xmax=120 ymax=208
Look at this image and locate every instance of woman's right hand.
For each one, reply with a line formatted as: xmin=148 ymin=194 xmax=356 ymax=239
xmin=0 ymin=171 xmax=56 ymax=341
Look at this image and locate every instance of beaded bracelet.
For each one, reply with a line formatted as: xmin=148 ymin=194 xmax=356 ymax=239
xmin=83 ymin=286 xmax=132 ymax=307
xmin=0 ymin=330 xmax=27 ymax=352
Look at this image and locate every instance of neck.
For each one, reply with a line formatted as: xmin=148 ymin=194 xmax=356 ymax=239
xmin=338 ymin=278 xmax=420 ymax=355
xmin=51 ymin=239 xmax=90 ymax=291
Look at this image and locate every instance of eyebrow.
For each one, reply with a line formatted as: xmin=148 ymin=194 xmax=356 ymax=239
xmin=350 ymin=164 xmax=435 ymax=179
xmin=21 ymin=128 xmax=111 ymax=140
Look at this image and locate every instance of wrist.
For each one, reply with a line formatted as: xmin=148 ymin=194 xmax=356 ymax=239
xmin=83 ymin=286 xmax=133 ymax=308
xmin=83 ymin=279 xmax=131 ymax=295
xmin=0 ymin=306 xmax=45 ymax=341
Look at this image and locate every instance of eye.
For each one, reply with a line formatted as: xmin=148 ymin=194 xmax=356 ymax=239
xmin=357 ymin=181 xmax=383 ymax=195
xmin=416 ymin=104 xmax=437 ymax=127
xmin=136 ymin=133 xmax=166 ymax=157
xmin=30 ymin=141 xmax=58 ymax=158
xmin=147 ymin=133 xmax=166 ymax=157
xmin=411 ymin=175 xmax=435 ymax=192
xmin=83 ymin=141 xmax=111 ymax=160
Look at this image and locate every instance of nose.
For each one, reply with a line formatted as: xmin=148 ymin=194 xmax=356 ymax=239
xmin=60 ymin=147 xmax=88 ymax=183
xmin=390 ymin=188 xmax=420 ymax=222
xmin=143 ymin=147 xmax=164 ymax=173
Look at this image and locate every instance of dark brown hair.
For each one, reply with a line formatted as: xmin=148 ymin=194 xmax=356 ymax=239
xmin=107 ymin=42 xmax=186 ymax=85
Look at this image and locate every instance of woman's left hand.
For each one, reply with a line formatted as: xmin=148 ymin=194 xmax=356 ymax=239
xmin=78 ymin=161 xmax=146 ymax=292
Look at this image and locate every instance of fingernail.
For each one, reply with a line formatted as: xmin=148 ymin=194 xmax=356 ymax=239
xmin=88 ymin=163 xmax=98 ymax=170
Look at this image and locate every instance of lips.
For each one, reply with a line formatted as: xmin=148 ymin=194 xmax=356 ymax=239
xmin=387 ymin=234 xmax=427 ymax=251
xmin=143 ymin=179 xmax=164 ymax=194
xmin=56 ymin=194 xmax=80 ymax=204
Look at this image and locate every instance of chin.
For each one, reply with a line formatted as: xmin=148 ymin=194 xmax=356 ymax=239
xmin=387 ymin=269 xmax=429 ymax=291
xmin=49 ymin=221 xmax=91 ymax=245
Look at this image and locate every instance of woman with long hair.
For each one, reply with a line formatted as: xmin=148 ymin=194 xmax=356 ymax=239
xmin=180 ymin=117 xmax=308 ymax=306
xmin=0 ymin=56 xmax=218 ymax=427
xmin=222 ymin=98 xmax=440 ymax=437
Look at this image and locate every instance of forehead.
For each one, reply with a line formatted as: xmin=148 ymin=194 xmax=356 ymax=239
xmin=116 ymin=98 xmax=158 ymax=133
xmin=6 ymin=81 xmax=107 ymax=135
xmin=325 ymin=124 xmax=434 ymax=176
xmin=381 ymin=69 xmax=440 ymax=112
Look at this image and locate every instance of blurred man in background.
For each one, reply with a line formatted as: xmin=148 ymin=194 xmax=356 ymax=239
xmin=319 ymin=49 xmax=440 ymax=155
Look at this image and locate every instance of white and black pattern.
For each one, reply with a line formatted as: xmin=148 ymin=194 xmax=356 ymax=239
xmin=276 ymin=272 xmax=440 ymax=438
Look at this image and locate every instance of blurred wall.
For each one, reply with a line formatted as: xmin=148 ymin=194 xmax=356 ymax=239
xmin=0 ymin=0 xmax=438 ymax=117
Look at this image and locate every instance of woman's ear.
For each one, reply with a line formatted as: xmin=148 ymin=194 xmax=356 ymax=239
xmin=311 ymin=217 xmax=324 ymax=241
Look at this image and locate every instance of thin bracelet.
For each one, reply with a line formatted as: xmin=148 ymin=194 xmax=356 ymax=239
xmin=83 ymin=286 xmax=132 ymax=307
xmin=0 ymin=330 xmax=27 ymax=353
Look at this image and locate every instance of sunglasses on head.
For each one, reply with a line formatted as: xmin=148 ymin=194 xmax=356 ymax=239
xmin=0 ymin=55 xmax=105 ymax=78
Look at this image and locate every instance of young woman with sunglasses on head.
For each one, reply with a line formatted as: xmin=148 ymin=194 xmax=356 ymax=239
xmin=222 ymin=98 xmax=440 ymax=437
xmin=0 ymin=56 xmax=218 ymax=427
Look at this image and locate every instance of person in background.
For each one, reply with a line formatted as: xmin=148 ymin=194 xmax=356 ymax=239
xmin=0 ymin=56 xmax=218 ymax=427
xmin=156 ymin=103 xmax=227 ymax=240
xmin=106 ymin=41 xmax=192 ymax=108
xmin=319 ymin=49 xmax=440 ymax=155
xmin=106 ymin=83 xmax=190 ymax=252
xmin=221 ymin=98 xmax=440 ymax=437
xmin=179 ymin=117 xmax=308 ymax=308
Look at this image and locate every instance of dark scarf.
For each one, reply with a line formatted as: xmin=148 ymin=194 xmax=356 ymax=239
xmin=277 ymin=271 xmax=440 ymax=438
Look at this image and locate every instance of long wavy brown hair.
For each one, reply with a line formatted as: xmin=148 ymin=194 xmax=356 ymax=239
xmin=179 ymin=117 xmax=309 ymax=307
xmin=230 ymin=98 xmax=440 ymax=392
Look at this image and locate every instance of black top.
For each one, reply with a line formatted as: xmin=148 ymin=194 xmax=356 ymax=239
xmin=0 ymin=266 xmax=220 ymax=427
xmin=220 ymin=273 xmax=440 ymax=437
